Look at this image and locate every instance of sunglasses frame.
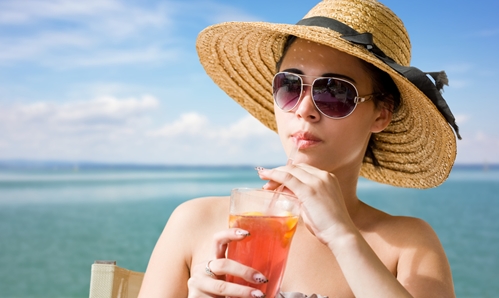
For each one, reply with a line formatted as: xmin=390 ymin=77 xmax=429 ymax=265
xmin=272 ymin=72 xmax=377 ymax=119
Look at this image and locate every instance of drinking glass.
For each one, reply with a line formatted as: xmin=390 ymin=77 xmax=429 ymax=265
xmin=226 ymin=188 xmax=300 ymax=298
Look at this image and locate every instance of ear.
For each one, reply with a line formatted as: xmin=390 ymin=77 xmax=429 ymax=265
xmin=370 ymin=104 xmax=392 ymax=133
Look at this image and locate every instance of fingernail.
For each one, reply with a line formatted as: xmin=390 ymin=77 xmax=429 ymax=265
xmin=253 ymin=273 xmax=268 ymax=284
xmin=262 ymin=182 xmax=270 ymax=189
xmin=236 ymin=229 xmax=250 ymax=236
xmin=251 ymin=290 xmax=266 ymax=298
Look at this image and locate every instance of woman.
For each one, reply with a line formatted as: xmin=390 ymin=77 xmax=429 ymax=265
xmin=139 ymin=0 xmax=461 ymax=297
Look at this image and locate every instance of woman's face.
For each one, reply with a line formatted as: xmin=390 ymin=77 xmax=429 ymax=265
xmin=275 ymin=38 xmax=390 ymax=173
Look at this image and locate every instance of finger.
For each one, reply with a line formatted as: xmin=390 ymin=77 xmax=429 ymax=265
xmin=212 ymin=228 xmax=250 ymax=259
xmin=257 ymin=165 xmax=304 ymax=192
xmin=208 ymin=258 xmax=269 ymax=284
xmin=262 ymin=183 xmax=294 ymax=196
xmin=261 ymin=179 xmax=281 ymax=191
xmin=189 ymin=260 xmax=267 ymax=298
xmin=188 ymin=275 xmax=265 ymax=298
xmin=258 ymin=164 xmax=332 ymax=195
xmin=278 ymin=163 xmax=328 ymax=184
xmin=256 ymin=165 xmax=306 ymax=191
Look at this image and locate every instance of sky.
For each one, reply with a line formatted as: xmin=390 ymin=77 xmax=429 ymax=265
xmin=0 ymin=0 xmax=498 ymax=166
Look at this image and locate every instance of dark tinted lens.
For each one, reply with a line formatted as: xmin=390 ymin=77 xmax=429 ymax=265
xmin=312 ymin=78 xmax=357 ymax=118
xmin=273 ymin=73 xmax=302 ymax=111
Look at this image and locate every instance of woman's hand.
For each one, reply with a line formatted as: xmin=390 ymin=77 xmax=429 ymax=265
xmin=187 ymin=228 xmax=267 ymax=298
xmin=257 ymin=164 xmax=356 ymax=245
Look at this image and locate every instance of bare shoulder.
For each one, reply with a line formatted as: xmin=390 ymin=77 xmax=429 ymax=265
xmin=374 ymin=210 xmax=447 ymax=262
xmin=359 ymin=202 xmax=440 ymax=245
xmin=167 ymin=196 xmax=230 ymax=238
xmin=170 ymin=196 xmax=230 ymax=224
xmin=360 ymin=203 xmax=455 ymax=297
xmin=139 ymin=196 xmax=230 ymax=297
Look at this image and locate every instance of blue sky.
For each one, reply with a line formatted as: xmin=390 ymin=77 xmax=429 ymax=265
xmin=0 ymin=0 xmax=498 ymax=166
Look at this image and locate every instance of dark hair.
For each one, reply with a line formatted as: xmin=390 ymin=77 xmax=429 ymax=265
xmin=359 ymin=60 xmax=400 ymax=166
xmin=276 ymin=35 xmax=401 ymax=167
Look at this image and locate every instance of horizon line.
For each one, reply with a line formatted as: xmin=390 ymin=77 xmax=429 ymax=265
xmin=0 ymin=159 xmax=497 ymax=170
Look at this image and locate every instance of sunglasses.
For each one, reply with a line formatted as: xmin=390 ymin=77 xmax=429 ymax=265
xmin=272 ymin=72 xmax=378 ymax=119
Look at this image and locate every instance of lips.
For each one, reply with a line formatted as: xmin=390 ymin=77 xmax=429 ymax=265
xmin=291 ymin=131 xmax=322 ymax=149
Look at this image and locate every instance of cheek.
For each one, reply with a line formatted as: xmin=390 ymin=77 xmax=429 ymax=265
xmin=343 ymin=124 xmax=371 ymax=147
xmin=336 ymin=113 xmax=375 ymax=158
xmin=274 ymin=105 xmax=289 ymax=141
xmin=274 ymin=103 xmax=288 ymax=127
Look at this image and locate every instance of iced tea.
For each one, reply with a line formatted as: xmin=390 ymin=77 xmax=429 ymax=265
xmin=227 ymin=213 xmax=299 ymax=297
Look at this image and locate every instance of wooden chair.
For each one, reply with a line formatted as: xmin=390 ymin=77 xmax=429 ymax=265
xmin=89 ymin=261 xmax=144 ymax=298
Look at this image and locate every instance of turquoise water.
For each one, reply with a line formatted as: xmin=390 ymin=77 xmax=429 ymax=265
xmin=0 ymin=166 xmax=498 ymax=297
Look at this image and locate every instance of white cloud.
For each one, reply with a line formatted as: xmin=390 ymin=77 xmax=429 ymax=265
xmin=149 ymin=112 xmax=273 ymax=141
xmin=0 ymin=32 xmax=94 ymax=62
xmin=447 ymin=79 xmax=470 ymax=89
xmin=0 ymin=95 xmax=159 ymax=135
xmin=148 ymin=112 xmax=210 ymax=137
xmin=0 ymin=0 xmax=117 ymax=23
xmin=0 ymin=0 xmax=260 ymax=27
xmin=456 ymin=130 xmax=499 ymax=164
xmin=0 ymin=100 xmax=284 ymax=165
xmin=217 ymin=115 xmax=272 ymax=141
xmin=51 ymin=47 xmax=182 ymax=69
xmin=55 ymin=95 xmax=159 ymax=124
xmin=0 ymin=1 xmax=284 ymax=165
xmin=145 ymin=112 xmax=283 ymax=164
xmin=0 ymin=96 xmax=161 ymax=162
xmin=0 ymin=0 xmax=167 ymax=31
xmin=455 ymin=114 xmax=470 ymax=124
xmin=0 ymin=0 xmax=172 ymax=67
xmin=0 ymin=0 xmax=266 ymax=67
xmin=0 ymin=0 xmax=263 ymax=68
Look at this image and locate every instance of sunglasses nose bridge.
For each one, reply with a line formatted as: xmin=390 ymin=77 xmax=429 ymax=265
xmin=300 ymin=82 xmax=314 ymax=100
xmin=294 ymin=81 xmax=313 ymax=107
xmin=293 ymin=81 xmax=323 ymax=119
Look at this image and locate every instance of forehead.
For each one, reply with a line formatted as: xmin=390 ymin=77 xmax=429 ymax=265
xmin=280 ymin=38 xmax=367 ymax=78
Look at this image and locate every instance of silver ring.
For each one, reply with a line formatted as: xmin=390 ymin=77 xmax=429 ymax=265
xmin=205 ymin=260 xmax=216 ymax=278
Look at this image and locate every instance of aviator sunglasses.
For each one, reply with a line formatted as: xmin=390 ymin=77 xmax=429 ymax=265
xmin=272 ymin=72 xmax=379 ymax=119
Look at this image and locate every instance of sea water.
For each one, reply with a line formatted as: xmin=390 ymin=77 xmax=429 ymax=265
xmin=0 ymin=165 xmax=497 ymax=297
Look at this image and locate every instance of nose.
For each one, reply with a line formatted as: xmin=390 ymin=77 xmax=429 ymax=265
xmin=294 ymin=84 xmax=321 ymax=121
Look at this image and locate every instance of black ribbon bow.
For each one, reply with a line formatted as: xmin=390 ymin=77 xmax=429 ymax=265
xmin=297 ymin=16 xmax=461 ymax=139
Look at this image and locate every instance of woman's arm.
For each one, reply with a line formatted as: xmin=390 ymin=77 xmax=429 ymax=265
xmin=138 ymin=197 xmax=268 ymax=298
xmin=138 ymin=200 xmax=194 ymax=297
xmin=322 ymin=217 xmax=454 ymax=298
xmin=395 ymin=217 xmax=455 ymax=297
xmin=257 ymin=164 xmax=455 ymax=298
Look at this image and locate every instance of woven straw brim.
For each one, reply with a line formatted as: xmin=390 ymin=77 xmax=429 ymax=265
xmin=196 ymin=21 xmax=457 ymax=189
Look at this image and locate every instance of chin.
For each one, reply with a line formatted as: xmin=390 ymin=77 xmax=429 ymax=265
xmin=297 ymin=154 xmax=335 ymax=171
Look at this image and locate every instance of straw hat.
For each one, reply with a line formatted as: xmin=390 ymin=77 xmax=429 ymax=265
xmin=196 ymin=0 xmax=461 ymax=189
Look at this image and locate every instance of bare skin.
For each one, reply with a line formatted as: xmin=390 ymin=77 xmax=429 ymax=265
xmin=138 ymin=39 xmax=455 ymax=298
